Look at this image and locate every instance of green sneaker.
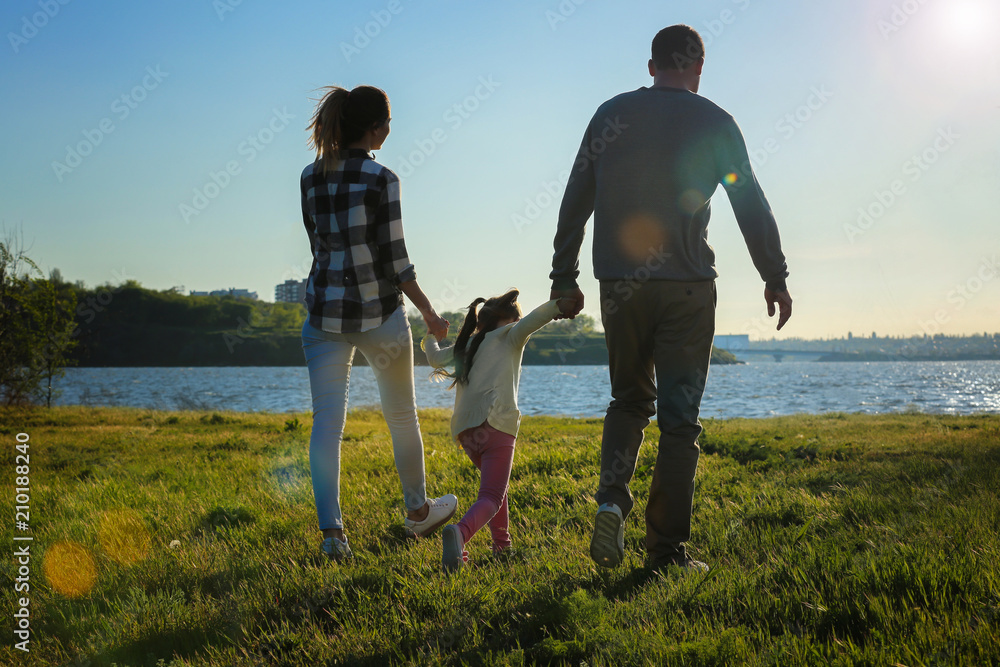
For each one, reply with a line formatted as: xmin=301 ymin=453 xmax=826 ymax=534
xmin=651 ymin=555 xmax=709 ymax=573
xmin=441 ymin=525 xmax=466 ymax=573
xmin=590 ymin=503 xmax=624 ymax=568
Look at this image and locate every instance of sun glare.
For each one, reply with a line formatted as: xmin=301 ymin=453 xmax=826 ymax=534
xmin=940 ymin=0 xmax=997 ymax=48
xmin=898 ymin=0 xmax=1000 ymax=86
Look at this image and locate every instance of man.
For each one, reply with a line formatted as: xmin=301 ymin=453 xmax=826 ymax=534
xmin=550 ymin=25 xmax=793 ymax=571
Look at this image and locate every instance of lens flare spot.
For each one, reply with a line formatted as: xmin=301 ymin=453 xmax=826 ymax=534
xmin=98 ymin=510 xmax=151 ymax=565
xmin=679 ymin=189 xmax=707 ymax=214
xmin=723 ymin=173 xmax=739 ymax=186
xmin=43 ymin=541 xmax=97 ymax=598
xmin=267 ymin=457 xmax=310 ymax=499
xmin=618 ymin=214 xmax=667 ymax=262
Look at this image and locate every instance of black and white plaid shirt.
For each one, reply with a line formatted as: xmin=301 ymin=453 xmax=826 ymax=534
xmin=301 ymin=149 xmax=416 ymax=333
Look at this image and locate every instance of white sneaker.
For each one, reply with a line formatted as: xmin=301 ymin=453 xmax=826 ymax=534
xmin=404 ymin=494 xmax=458 ymax=538
xmin=590 ymin=503 xmax=624 ymax=568
xmin=441 ymin=525 xmax=465 ymax=572
xmin=321 ymin=536 xmax=353 ymax=561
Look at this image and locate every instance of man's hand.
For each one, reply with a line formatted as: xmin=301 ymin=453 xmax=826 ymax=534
xmin=550 ymin=287 xmax=584 ymax=319
xmin=423 ymin=311 xmax=450 ymax=341
xmin=765 ymin=288 xmax=792 ymax=330
xmin=556 ymin=297 xmax=577 ymax=317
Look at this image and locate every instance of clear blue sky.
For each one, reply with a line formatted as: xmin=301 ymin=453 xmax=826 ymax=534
xmin=2 ymin=0 xmax=998 ymax=339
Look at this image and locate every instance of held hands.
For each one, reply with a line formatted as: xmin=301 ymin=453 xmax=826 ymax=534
xmin=551 ymin=287 xmax=585 ymax=320
xmin=397 ymin=279 xmax=449 ymax=340
xmin=556 ymin=297 xmax=577 ymax=317
xmin=423 ymin=309 xmax=450 ymax=341
xmin=765 ymin=288 xmax=793 ymax=331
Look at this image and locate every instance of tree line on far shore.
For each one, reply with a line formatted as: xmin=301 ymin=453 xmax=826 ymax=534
xmin=62 ymin=283 xmax=673 ymax=367
xmin=0 ymin=243 xmax=738 ymax=407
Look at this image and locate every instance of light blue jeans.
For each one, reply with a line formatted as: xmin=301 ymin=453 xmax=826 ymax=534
xmin=301 ymin=307 xmax=427 ymax=530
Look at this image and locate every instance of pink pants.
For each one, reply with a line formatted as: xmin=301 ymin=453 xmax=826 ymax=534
xmin=457 ymin=421 xmax=516 ymax=552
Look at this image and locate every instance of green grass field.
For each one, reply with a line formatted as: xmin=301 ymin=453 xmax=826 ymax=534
xmin=2 ymin=407 xmax=998 ymax=666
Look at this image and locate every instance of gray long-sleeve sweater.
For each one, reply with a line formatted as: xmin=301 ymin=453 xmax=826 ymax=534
xmin=550 ymin=86 xmax=788 ymax=292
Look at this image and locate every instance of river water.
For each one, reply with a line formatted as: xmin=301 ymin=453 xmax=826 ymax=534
xmin=51 ymin=361 xmax=1000 ymax=418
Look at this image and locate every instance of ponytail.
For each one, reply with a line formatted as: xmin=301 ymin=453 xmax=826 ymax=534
xmin=307 ymin=85 xmax=391 ymax=176
xmin=450 ymin=298 xmax=486 ymax=386
xmin=432 ymin=290 xmax=521 ymax=388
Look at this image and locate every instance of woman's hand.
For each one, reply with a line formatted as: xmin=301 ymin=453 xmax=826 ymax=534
xmin=423 ymin=310 xmax=450 ymax=341
xmin=399 ymin=279 xmax=449 ymax=340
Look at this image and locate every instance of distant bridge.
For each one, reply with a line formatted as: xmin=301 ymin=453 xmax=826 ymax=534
xmin=736 ymin=348 xmax=830 ymax=362
xmin=714 ymin=335 xmax=837 ymax=362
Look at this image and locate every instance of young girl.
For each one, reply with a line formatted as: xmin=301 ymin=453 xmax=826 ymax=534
xmin=422 ymin=289 xmax=575 ymax=571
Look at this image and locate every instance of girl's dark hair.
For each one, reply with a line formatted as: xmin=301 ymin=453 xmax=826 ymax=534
xmin=435 ymin=289 xmax=521 ymax=387
xmin=307 ymin=85 xmax=390 ymax=176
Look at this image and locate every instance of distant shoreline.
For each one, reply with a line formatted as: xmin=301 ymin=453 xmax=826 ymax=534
xmin=816 ymin=352 xmax=1000 ymax=362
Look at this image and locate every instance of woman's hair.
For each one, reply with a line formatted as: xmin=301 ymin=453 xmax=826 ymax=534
xmin=307 ymin=85 xmax=390 ymax=176
xmin=434 ymin=289 xmax=522 ymax=387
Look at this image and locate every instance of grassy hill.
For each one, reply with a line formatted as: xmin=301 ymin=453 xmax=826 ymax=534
xmin=2 ymin=407 xmax=997 ymax=665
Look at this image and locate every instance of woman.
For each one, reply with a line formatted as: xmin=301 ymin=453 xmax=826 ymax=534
xmin=300 ymin=85 xmax=456 ymax=561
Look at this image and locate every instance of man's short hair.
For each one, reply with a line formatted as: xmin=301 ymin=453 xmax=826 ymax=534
xmin=651 ymin=25 xmax=705 ymax=71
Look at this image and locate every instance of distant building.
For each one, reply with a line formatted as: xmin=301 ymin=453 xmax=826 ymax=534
xmin=713 ymin=334 xmax=750 ymax=351
xmin=189 ymin=287 xmax=259 ymax=300
xmin=275 ymin=279 xmax=307 ymax=304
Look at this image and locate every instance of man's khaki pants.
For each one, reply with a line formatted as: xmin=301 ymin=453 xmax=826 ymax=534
xmin=597 ymin=278 xmax=716 ymax=565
